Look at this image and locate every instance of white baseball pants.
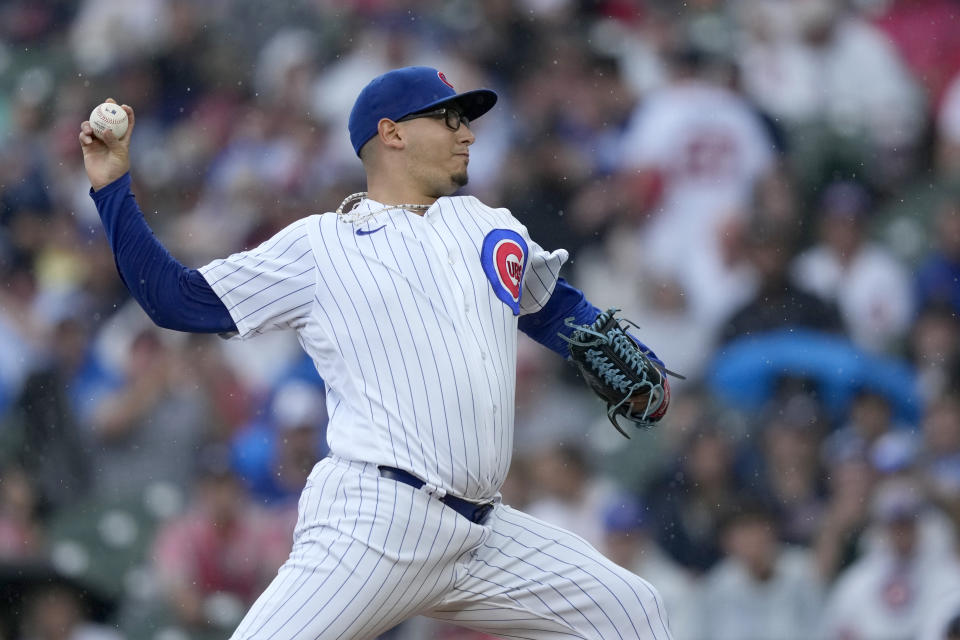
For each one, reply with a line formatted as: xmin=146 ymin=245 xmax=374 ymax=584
xmin=230 ymin=456 xmax=673 ymax=640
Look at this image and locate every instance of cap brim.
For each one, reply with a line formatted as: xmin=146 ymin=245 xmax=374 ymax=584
xmin=419 ymin=88 xmax=498 ymax=122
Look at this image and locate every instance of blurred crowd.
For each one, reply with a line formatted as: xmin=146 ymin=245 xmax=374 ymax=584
xmin=2 ymin=0 xmax=960 ymax=638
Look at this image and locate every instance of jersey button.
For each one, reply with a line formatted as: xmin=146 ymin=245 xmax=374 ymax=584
xmin=481 ymin=351 xmax=487 ymax=360
xmin=448 ymin=251 xmax=457 ymax=265
xmin=464 ymin=302 xmax=470 ymax=313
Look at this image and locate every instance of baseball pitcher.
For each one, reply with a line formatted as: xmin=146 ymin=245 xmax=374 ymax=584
xmin=79 ymin=66 xmax=675 ymax=639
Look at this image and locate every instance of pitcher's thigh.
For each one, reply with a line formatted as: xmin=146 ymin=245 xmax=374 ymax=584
xmin=229 ymin=541 xmax=413 ymax=640
xmin=426 ymin=505 xmax=674 ymax=640
xmin=230 ymin=458 xmax=483 ymax=640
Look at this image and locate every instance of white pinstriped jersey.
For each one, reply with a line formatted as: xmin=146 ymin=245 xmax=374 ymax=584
xmin=199 ymin=196 xmax=568 ymax=502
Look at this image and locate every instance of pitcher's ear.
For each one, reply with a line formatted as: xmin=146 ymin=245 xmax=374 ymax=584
xmin=377 ymin=118 xmax=405 ymax=151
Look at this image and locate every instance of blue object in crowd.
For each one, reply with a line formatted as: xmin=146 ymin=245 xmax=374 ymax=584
xmin=915 ymin=254 xmax=960 ymax=316
xmin=602 ymin=493 xmax=647 ymax=533
xmin=707 ymin=329 xmax=920 ymax=424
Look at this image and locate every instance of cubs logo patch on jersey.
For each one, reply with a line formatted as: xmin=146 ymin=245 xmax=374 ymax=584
xmin=480 ymin=229 xmax=528 ymax=315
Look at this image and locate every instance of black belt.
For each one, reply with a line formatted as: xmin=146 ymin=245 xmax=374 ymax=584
xmin=378 ymin=466 xmax=494 ymax=525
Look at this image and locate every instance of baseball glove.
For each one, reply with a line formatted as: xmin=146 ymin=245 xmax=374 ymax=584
xmin=561 ymin=308 xmax=674 ymax=438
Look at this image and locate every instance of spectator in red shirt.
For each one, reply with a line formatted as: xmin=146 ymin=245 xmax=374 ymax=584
xmin=152 ymin=452 xmax=291 ymax=632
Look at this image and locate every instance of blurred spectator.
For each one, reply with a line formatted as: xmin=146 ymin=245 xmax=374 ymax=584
xmin=940 ymin=69 xmax=960 ymax=176
xmin=736 ymin=0 xmax=926 ymax=189
xmin=87 ymin=328 xmax=210 ymax=503
xmin=720 ymin=216 xmax=843 ymax=344
xmin=0 ymin=253 xmax=44 ymax=414
xmin=700 ymin=500 xmax=823 ymax=640
xmin=596 ymin=387 xmax=742 ymax=503
xmin=820 ymin=479 xmax=960 ymax=640
xmin=513 ymin=334 xmax=595 ymax=454
xmin=869 ymin=0 xmax=960 ymax=110
xmin=0 ymin=312 xmax=108 ymax=514
xmin=19 ymin=584 xmax=122 ymax=640
xmin=0 ymin=95 xmax=54 ymax=249
xmin=0 ymin=466 xmax=42 ymax=559
xmin=614 ymin=42 xmax=779 ymax=330
xmin=501 ymin=52 xmax=635 ymax=256
xmin=870 ymin=429 xmax=922 ymax=479
xmin=908 ymin=302 xmax=960 ymax=404
xmin=644 ymin=423 xmax=749 ymax=573
xmin=823 ymin=388 xmax=904 ymax=467
xmin=152 ymin=454 xmax=290 ymax=633
xmin=856 ymin=424 xmax=958 ymax=567
xmin=915 ymin=194 xmax=960 ymax=316
xmin=526 ymin=444 xmax=617 ymax=550
xmin=459 ymin=0 xmax=541 ymax=85
xmin=948 ymin=611 xmax=960 ymax=640
xmin=575 ymin=238 xmax=719 ymax=385
xmin=68 ymin=0 xmax=171 ymax=76
xmin=750 ymin=392 xmax=828 ymax=546
xmin=919 ymin=592 xmax=960 ymax=640
xmin=183 ymin=333 xmax=256 ymax=439
xmin=231 ymin=379 xmax=327 ymax=507
xmin=792 ymin=180 xmax=914 ymax=352
xmin=602 ymin=494 xmax=701 ymax=640
xmin=813 ymin=448 xmax=877 ymax=581
xmin=498 ymin=452 xmax=534 ymax=511
xmin=628 ymin=269 xmax=719 ymax=385
xmin=919 ymin=393 xmax=960 ymax=527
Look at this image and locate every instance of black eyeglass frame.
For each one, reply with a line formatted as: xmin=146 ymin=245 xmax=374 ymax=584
xmin=396 ymin=106 xmax=470 ymax=131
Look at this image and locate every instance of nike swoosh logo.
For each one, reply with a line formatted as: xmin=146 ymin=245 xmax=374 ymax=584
xmin=356 ymin=225 xmax=386 ymax=236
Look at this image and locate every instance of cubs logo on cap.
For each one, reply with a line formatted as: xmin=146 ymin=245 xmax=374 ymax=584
xmin=348 ymin=66 xmax=498 ymax=156
xmin=481 ymin=229 xmax=527 ymax=315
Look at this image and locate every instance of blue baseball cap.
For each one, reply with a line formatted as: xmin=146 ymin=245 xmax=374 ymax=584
xmin=348 ymin=66 xmax=498 ymax=156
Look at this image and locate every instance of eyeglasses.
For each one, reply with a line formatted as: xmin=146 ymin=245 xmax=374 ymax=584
xmin=397 ymin=106 xmax=470 ymax=131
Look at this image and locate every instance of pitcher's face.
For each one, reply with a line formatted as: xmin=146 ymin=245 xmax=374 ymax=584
xmin=398 ymin=106 xmax=475 ymax=197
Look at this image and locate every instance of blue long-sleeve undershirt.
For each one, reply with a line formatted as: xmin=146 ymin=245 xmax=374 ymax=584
xmin=519 ymin=280 xmax=663 ymax=365
xmin=519 ymin=278 xmax=599 ymax=356
xmin=90 ymin=173 xmax=236 ymax=333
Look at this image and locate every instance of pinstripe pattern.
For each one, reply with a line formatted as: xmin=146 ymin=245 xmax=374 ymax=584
xmin=230 ymin=456 xmax=486 ymax=640
xmin=200 ymin=219 xmax=317 ymax=335
xmin=201 ymin=197 xmax=567 ymax=502
xmin=230 ymin=458 xmax=673 ymax=639
xmin=427 ymin=505 xmax=673 ymax=640
xmin=203 ymin=198 xmax=673 ymax=639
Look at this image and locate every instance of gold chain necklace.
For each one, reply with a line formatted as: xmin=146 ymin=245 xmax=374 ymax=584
xmin=335 ymin=192 xmax=432 ymax=224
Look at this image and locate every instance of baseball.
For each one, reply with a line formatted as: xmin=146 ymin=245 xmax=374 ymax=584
xmin=88 ymin=102 xmax=128 ymax=140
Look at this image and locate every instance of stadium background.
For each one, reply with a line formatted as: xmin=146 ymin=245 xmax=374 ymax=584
xmin=2 ymin=0 xmax=960 ymax=638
